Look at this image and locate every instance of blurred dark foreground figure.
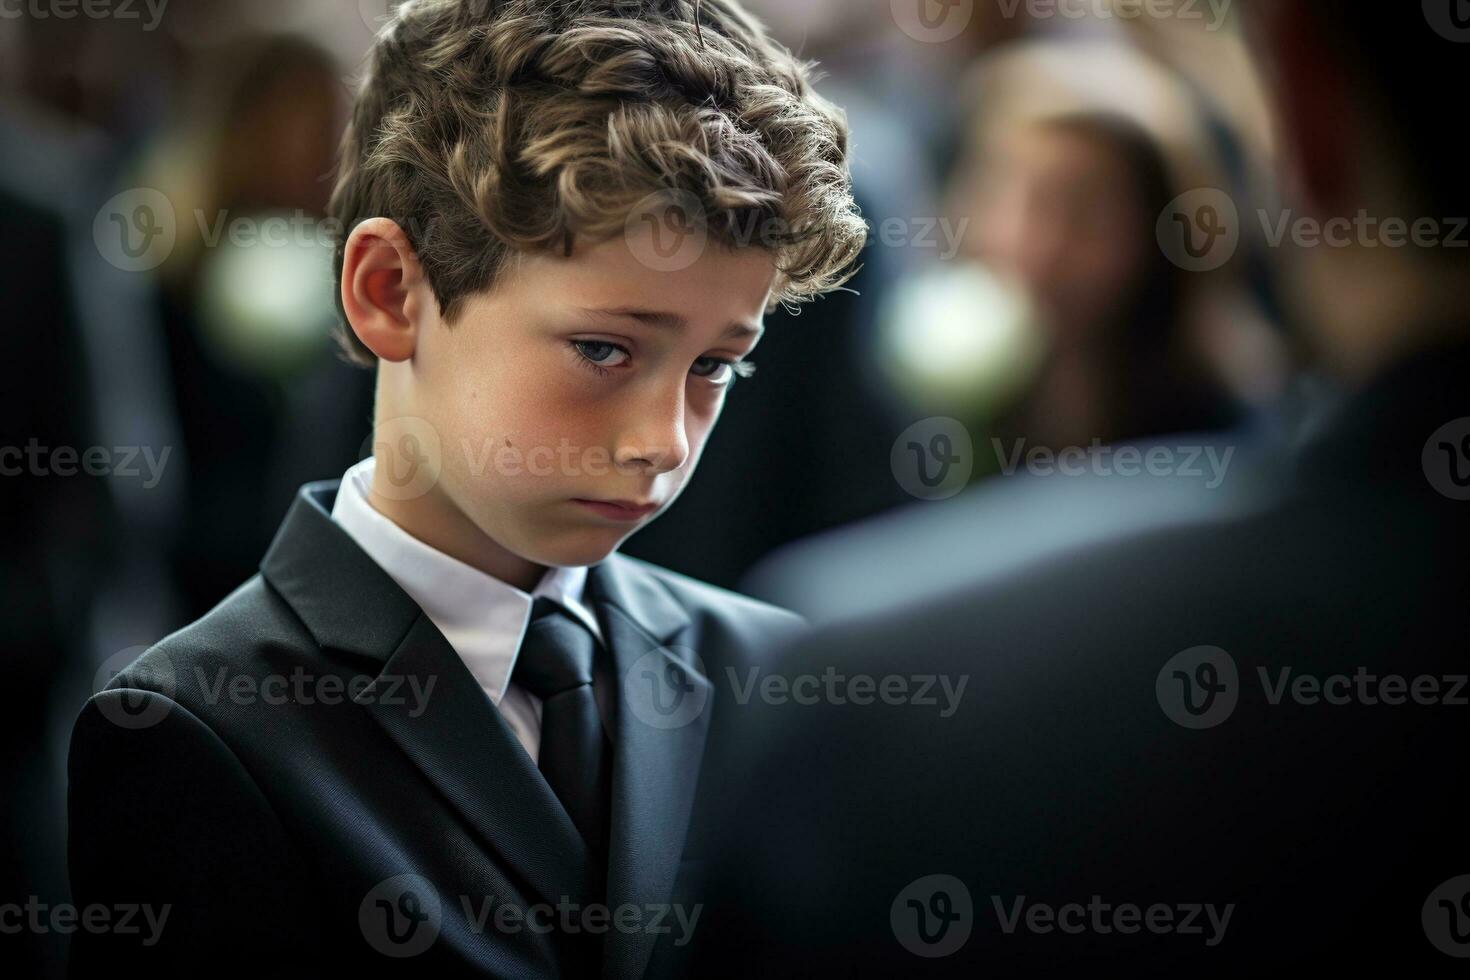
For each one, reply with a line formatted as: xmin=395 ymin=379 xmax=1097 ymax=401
xmin=689 ymin=4 xmax=1470 ymax=974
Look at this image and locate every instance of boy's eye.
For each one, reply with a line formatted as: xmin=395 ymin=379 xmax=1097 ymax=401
xmin=691 ymin=357 xmax=756 ymax=384
xmin=690 ymin=357 xmax=733 ymax=383
xmin=572 ymin=340 xmax=630 ymax=369
xmin=571 ymin=340 xmax=756 ymax=384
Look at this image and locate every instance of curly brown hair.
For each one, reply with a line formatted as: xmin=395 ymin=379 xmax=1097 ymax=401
xmin=328 ymin=0 xmax=868 ymax=365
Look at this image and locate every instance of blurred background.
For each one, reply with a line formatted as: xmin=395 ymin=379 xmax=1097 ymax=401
xmin=2 ymin=1 xmax=1310 ymax=973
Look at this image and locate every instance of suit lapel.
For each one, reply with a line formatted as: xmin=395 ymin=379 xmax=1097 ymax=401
xmin=260 ymin=483 xmax=592 ymax=909
xmin=586 ymin=557 xmax=710 ymax=980
xmin=261 ymin=485 xmax=713 ymax=978
xmin=357 ymin=612 xmax=595 ymax=908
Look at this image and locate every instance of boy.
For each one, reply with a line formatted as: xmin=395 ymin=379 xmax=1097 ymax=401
xmin=66 ymin=1 xmax=865 ymax=976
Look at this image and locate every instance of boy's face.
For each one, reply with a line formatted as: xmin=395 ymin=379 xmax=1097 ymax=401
xmin=377 ymin=227 xmax=776 ymax=570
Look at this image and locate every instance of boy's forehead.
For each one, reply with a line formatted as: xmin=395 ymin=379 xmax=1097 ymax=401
xmin=512 ymin=232 xmax=778 ymax=312
xmin=571 ymin=306 xmax=765 ymax=342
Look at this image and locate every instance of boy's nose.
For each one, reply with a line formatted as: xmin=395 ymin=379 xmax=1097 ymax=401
xmin=613 ymin=382 xmax=691 ymax=475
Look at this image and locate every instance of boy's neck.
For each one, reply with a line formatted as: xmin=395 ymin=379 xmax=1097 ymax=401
xmin=365 ymin=466 xmax=549 ymax=593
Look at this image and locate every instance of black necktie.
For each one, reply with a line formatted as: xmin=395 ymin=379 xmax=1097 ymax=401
xmin=512 ymin=598 xmax=612 ymax=869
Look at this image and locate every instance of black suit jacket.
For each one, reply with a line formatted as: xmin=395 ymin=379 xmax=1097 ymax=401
xmin=690 ymin=340 xmax=1470 ymax=975
xmin=67 ymin=481 xmax=804 ymax=978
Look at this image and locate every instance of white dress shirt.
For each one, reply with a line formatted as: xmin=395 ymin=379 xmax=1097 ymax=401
xmin=330 ymin=457 xmax=602 ymax=763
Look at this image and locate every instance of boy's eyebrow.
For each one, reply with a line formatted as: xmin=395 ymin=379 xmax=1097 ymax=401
xmin=576 ymin=307 xmax=763 ymax=341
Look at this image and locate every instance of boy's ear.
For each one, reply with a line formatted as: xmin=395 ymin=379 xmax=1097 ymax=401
xmin=341 ymin=218 xmax=427 ymax=363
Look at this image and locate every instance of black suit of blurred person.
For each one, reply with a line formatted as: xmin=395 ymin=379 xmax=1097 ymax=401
xmin=689 ymin=5 xmax=1470 ymax=974
xmin=0 ymin=187 xmax=112 ymax=977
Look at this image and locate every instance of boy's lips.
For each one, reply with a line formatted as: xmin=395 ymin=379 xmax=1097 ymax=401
xmin=571 ymin=498 xmax=660 ymax=521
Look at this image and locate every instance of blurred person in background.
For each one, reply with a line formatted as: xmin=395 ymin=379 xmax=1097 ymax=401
xmin=748 ymin=37 xmax=1286 ymax=621
xmin=946 ymin=106 xmax=1243 ymax=450
xmin=2 ymin=13 xmax=369 ymax=975
xmin=135 ymin=32 xmax=374 ymax=618
xmin=1 ymin=13 xmax=184 ymax=976
xmin=0 ymin=186 xmax=111 ymax=980
xmin=692 ymin=1 xmax=1470 ymax=972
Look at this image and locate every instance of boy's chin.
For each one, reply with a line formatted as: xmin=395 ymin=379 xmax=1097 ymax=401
xmin=518 ymin=529 xmax=629 ymax=570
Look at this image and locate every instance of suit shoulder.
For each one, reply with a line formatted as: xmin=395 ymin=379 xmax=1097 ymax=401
xmin=612 ymin=554 xmax=807 ymax=633
xmin=94 ymin=574 xmax=309 ymax=706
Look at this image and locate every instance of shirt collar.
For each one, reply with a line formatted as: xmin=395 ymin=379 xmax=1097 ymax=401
xmin=329 ymin=457 xmax=602 ymax=705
